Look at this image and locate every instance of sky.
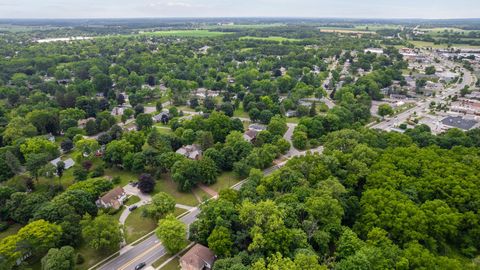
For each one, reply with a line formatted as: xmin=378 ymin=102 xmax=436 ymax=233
xmin=0 ymin=0 xmax=479 ymax=19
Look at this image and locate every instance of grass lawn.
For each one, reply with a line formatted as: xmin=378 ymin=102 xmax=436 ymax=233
xmin=160 ymin=257 xmax=180 ymax=270
xmin=104 ymin=168 xmax=139 ymax=187
xmin=0 ymin=223 xmax=22 ymax=239
xmin=209 ymin=171 xmax=242 ymax=192
xmin=152 ymin=254 xmax=169 ymax=268
xmin=124 ymin=195 xmax=141 ymax=206
xmin=240 ymin=36 xmax=301 ymax=42
xmin=75 ymin=241 xmax=118 ymax=270
xmin=148 ymin=30 xmax=229 ymax=38
xmin=233 ymin=104 xmax=250 ymax=118
xmin=124 ymin=205 xmax=157 ymax=244
xmin=286 ymin=117 xmax=301 ymax=124
xmin=410 ymin=40 xmax=480 ymax=49
xmin=124 ymin=207 xmax=187 ymax=244
xmin=154 ymin=125 xmax=174 ymax=134
xmin=154 ymin=175 xmax=200 ymax=206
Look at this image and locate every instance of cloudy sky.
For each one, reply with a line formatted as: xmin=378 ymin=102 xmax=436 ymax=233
xmin=0 ymin=0 xmax=478 ymax=19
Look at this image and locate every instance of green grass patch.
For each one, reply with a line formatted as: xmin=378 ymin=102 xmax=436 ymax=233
xmin=154 ymin=175 xmax=200 ymax=206
xmin=209 ymin=171 xmax=242 ymax=192
xmin=125 ymin=195 xmax=141 ymax=206
xmin=124 ymin=205 xmax=157 ymax=244
xmin=104 ymin=168 xmax=140 ymax=187
xmin=148 ymin=30 xmax=228 ymax=38
xmin=286 ymin=117 xmax=301 ymax=124
xmin=152 ymin=254 xmax=169 ymax=268
xmin=75 ymin=241 xmax=118 ymax=270
xmin=410 ymin=40 xmax=480 ymax=49
xmin=240 ymin=36 xmax=301 ymax=42
xmin=160 ymin=257 xmax=180 ymax=270
xmin=233 ymin=104 xmax=250 ymax=118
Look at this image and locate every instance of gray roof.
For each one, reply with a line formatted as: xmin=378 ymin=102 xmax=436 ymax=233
xmin=50 ymin=158 xmax=75 ymax=170
xmin=442 ymin=116 xmax=478 ymax=130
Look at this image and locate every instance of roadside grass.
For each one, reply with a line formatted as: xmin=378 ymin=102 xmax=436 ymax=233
xmin=160 ymin=257 xmax=180 ymax=270
xmin=152 ymin=254 xmax=168 ymax=268
xmin=124 ymin=207 xmax=187 ymax=244
xmin=240 ymin=36 xmax=301 ymax=42
xmin=124 ymin=205 xmax=157 ymax=244
xmin=75 ymin=241 xmax=118 ymax=270
xmin=148 ymin=30 xmax=228 ymax=37
xmin=209 ymin=171 xmax=241 ymax=192
xmin=124 ymin=195 xmax=141 ymax=206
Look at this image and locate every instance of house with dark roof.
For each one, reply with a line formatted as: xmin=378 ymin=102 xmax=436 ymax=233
xmin=96 ymin=187 xmax=127 ymax=210
xmin=180 ymin=244 xmax=215 ymax=270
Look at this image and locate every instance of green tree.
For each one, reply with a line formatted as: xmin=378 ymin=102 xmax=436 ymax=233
xmin=207 ymin=226 xmax=233 ymax=257
xmin=142 ymin=192 xmax=176 ymax=220
xmin=156 ymin=214 xmax=187 ymax=254
xmin=377 ymin=104 xmax=394 ymax=117
xmin=136 ymin=113 xmax=153 ymax=131
xmin=267 ymin=116 xmax=288 ymax=136
xmin=41 ymin=246 xmax=75 ymax=270
xmin=104 ymin=140 xmax=134 ymax=166
xmin=81 ymin=214 xmax=123 ymax=252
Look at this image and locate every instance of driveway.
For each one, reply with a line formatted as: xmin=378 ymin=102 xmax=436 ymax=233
xmin=119 ymin=184 xmax=152 ymax=225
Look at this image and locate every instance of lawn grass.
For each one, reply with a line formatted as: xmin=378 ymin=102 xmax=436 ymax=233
xmin=124 ymin=195 xmax=141 ymax=206
xmin=160 ymin=257 xmax=180 ymax=270
xmin=75 ymin=241 xmax=118 ymax=270
xmin=154 ymin=175 xmax=200 ymax=206
xmin=124 ymin=205 xmax=157 ymax=244
xmin=233 ymin=104 xmax=250 ymax=118
xmin=240 ymin=36 xmax=301 ymax=42
xmin=286 ymin=117 xmax=301 ymax=124
xmin=148 ymin=30 xmax=228 ymax=38
xmin=152 ymin=254 xmax=168 ymax=268
xmin=0 ymin=223 xmax=22 ymax=239
xmin=209 ymin=171 xmax=242 ymax=192
xmin=104 ymin=168 xmax=139 ymax=187
xmin=410 ymin=40 xmax=480 ymax=49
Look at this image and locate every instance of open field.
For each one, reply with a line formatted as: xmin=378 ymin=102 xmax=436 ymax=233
xmin=147 ymin=30 xmax=229 ymax=37
xmin=319 ymin=27 xmax=376 ymax=34
xmin=240 ymin=36 xmax=301 ymax=42
xmin=410 ymin=40 xmax=480 ymax=49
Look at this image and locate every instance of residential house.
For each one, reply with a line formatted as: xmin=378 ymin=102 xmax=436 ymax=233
xmin=176 ymin=144 xmax=202 ymax=160
xmin=285 ymin=110 xmax=297 ymax=118
xmin=78 ymin=117 xmax=96 ymax=128
xmin=96 ymin=187 xmax=127 ymax=210
xmin=364 ymin=48 xmax=384 ymax=54
xmin=50 ymin=158 xmax=75 ymax=170
xmin=243 ymin=129 xmax=260 ymax=143
xmin=180 ymin=244 xmax=216 ymax=270
xmin=153 ymin=110 xmax=170 ymax=124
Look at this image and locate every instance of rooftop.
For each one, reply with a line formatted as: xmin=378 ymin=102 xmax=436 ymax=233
xmin=441 ymin=116 xmax=478 ymax=130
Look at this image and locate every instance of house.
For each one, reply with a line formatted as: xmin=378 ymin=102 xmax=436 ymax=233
xmin=78 ymin=117 xmax=96 ymax=128
xmin=243 ymin=129 xmax=259 ymax=143
xmin=364 ymin=48 xmax=384 ymax=55
xmin=198 ymin=46 xmax=210 ymax=54
xmin=153 ymin=111 xmax=170 ymax=124
xmin=180 ymin=244 xmax=216 ymax=270
xmin=176 ymin=144 xmax=202 ymax=160
xmin=45 ymin=133 xmax=55 ymax=142
xmin=248 ymin=124 xmax=267 ymax=132
xmin=96 ymin=187 xmax=127 ymax=209
xmin=285 ymin=110 xmax=297 ymax=118
xmin=50 ymin=158 xmax=75 ymax=170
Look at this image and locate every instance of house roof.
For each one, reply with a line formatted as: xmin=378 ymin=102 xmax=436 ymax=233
xmin=244 ymin=129 xmax=258 ymax=141
xmin=100 ymin=187 xmax=125 ymax=204
xmin=441 ymin=116 xmax=478 ymax=130
xmin=180 ymin=244 xmax=215 ymax=269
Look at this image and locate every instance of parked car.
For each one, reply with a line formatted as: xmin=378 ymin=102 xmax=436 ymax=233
xmin=129 ymin=205 xmax=138 ymax=211
xmin=135 ymin=262 xmax=146 ymax=270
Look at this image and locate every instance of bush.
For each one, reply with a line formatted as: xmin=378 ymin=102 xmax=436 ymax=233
xmin=112 ymin=176 xmax=121 ymax=185
xmin=76 ymin=253 xmax=84 ymax=265
xmin=0 ymin=222 xmax=9 ymax=232
xmin=90 ymin=165 xmax=105 ymax=178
